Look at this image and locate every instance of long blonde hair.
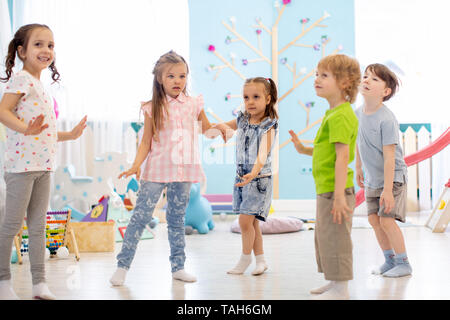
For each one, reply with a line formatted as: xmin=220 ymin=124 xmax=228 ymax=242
xmin=149 ymin=51 xmax=189 ymax=137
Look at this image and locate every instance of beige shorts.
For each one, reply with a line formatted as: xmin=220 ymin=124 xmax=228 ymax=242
xmin=315 ymin=187 xmax=355 ymax=281
xmin=365 ymin=182 xmax=407 ymax=223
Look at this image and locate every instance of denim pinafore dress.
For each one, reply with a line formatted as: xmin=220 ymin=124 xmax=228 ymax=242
xmin=232 ymin=111 xmax=278 ymax=221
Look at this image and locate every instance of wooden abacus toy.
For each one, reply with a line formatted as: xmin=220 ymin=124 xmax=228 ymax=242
xmin=46 ymin=210 xmax=80 ymax=260
xmin=14 ymin=209 xmax=80 ymax=264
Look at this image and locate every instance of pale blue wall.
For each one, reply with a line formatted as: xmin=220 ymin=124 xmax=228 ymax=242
xmin=189 ymin=0 xmax=355 ymax=199
xmin=7 ymin=0 xmax=13 ymax=27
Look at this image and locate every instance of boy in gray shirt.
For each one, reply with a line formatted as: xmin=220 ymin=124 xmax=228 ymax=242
xmin=355 ymin=63 xmax=412 ymax=278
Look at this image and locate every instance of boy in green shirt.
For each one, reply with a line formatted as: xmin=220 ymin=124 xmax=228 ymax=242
xmin=289 ymin=54 xmax=360 ymax=299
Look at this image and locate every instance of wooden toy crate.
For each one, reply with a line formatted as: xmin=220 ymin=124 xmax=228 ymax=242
xmin=67 ymin=221 xmax=115 ymax=252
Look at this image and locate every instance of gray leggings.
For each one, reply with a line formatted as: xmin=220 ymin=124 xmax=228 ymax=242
xmin=0 ymin=171 xmax=51 ymax=285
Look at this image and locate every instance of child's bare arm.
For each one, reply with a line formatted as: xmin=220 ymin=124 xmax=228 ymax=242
xmin=288 ymin=130 xmax=313 ymax=156
xmin=57 ymin=116 xmax=87 ymax=141
xmin=223 ymin=119 xmax=237 ymax=130
xmin=380 ymin=144 xmax=396 ymax=213
xmin=198 ymin=110 xmax=235 ymax=141
xmin=355 ymin=145 xmax=365 ymax=188
xmin=118 ymin=112 xmax=153 ymax=180
xmin=332 ymin=142 xmax=352 ymax=224
xmin=0 ymin=93 xmax=48 ymax=135
xmin=217 ymin=119 xmax=237 ymax=141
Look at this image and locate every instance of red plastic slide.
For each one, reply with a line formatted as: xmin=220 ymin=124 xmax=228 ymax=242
xmin=355 ymin=127 xmax=450 ymax=207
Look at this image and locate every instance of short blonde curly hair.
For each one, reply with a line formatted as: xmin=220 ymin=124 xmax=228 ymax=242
xmin=317 ymin=54 xmax=361 ymax=104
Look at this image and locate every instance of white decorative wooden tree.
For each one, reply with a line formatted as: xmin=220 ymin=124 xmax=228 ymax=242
xmin=206 ymin=0 xmax=342 ymax=198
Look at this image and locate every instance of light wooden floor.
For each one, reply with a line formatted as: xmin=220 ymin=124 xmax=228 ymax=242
xmin=10 ymin=211 xmax=450 ymax=300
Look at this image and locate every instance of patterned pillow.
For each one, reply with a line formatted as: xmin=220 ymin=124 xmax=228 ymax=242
xmin=230 ymin=216 xmax=303 ymax=234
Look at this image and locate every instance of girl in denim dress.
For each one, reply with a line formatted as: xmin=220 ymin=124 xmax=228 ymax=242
xmin=216 ymin=77 xmax=278 ymax=276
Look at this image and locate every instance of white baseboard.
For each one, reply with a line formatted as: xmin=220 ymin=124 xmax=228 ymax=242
xmin=272 ymin=199 xmax=315 ymax=213
xmin=272 ymin=199 xmax=368 ymax=217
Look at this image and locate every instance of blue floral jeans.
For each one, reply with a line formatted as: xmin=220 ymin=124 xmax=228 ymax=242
xmin=116 ymin=181 xmax=191 ymax=273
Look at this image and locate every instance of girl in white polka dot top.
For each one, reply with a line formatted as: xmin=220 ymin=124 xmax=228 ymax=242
xmin=0 ymin=24 xmax=87 ymax=300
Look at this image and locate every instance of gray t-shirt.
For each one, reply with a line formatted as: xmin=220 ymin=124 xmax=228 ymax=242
xmin=355 ymin=105 xmax=407 ymax=189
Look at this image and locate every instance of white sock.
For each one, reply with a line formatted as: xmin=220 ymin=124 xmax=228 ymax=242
xmin=227 ymin=254 xmax=252 ymax=275
xmin=110 ymin=268 xmax=128 ymax=286
xmin=312 ymin=281 xmax=349 ymax=300
xmin=32 ymin=282 xmax=56 ymax=300
xmin=252 ymin=254 xmax=268 ymax=276
xmin=310 ymin=281 xmax=335 ymax=294
xmin=0 ymin=280 xmax=19 ymax=300
xmin=172 ymin=269 xmax=197 ymax=283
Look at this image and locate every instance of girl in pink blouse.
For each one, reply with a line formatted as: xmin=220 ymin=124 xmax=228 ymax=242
xmin=110 ymin=51 xmax=227 ymax=285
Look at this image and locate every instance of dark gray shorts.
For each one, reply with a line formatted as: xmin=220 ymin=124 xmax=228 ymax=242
xmin=365 ymin=182 xmax=407 ymax=223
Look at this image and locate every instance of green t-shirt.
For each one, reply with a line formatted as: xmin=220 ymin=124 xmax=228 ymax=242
xmin=312 ymin=102 xmax=358 ymax=194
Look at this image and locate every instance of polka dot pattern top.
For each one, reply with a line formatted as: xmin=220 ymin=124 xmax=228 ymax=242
xmin=3 ymin=70 xmax=58 ymax=173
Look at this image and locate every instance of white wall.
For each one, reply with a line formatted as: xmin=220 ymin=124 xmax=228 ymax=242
xmin=354 ymin=0 xmax=450 ymax=124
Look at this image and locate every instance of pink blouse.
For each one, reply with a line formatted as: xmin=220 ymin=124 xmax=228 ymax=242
xmin=140 ymin=93 xmax=206 ymax=183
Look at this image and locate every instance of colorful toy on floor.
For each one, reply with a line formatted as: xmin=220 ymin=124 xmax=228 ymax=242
xmin=45 ymin=210 xmax=80 ymax=260
xmin=56 ymin=246 xmax=70 ymax=259
xmin=123 ymin=198 xmax=133 ymax=211
xmin=10 ymin=248 xmax=18 ymax=264
xmin=117 ymin=216 xmax=159 ymax=239
xmin=426 ymin=178 xmax=450 ymax=233
xmin=127 ymin=177 xmax=139 ymax=193
xmin=185 ymin=183 xmax=214 ymax=234
xmin=269 ymin=205 xmax=275 ymax=215
xmin=81 ymin=196 xmax=109 ymax=222
xmin=13 ymin=209 xmax=80 ymax=264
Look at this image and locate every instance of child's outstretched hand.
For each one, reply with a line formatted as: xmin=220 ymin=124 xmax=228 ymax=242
xmin=206 ymin=123 xmax=234 ymax=142
xmin=24 ymin=114 xmax=49 ymax=136
xmin=204 ymin=123 xmax=222 ymax=140
xmin=118 ymin=166 xmax=141 ymax=181
xmin=235 ymin=172 xmax=257 ymax=187
xmin=70 ymin=115 xmax=88 ymax=140
xmin=221 ymin=124 xmax=235 ymax=142
xmin=331 ymin=196 xmax=352 ymax=224
xmin=288 ymin=129 xmax=306 ymax=154
xmin=223 ymin=124 xmax=234 ymax=142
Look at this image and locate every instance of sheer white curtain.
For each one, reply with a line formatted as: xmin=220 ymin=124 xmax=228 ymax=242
xmin=0 ymin=0 xmax=11 ymax=97
xmin=11 ymin=0 xmax=189 ymax=174
xmin=0 ymin=0 xmax=12 ymax=223
xmin=355 ymin=0 xmax=450 ymax=206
